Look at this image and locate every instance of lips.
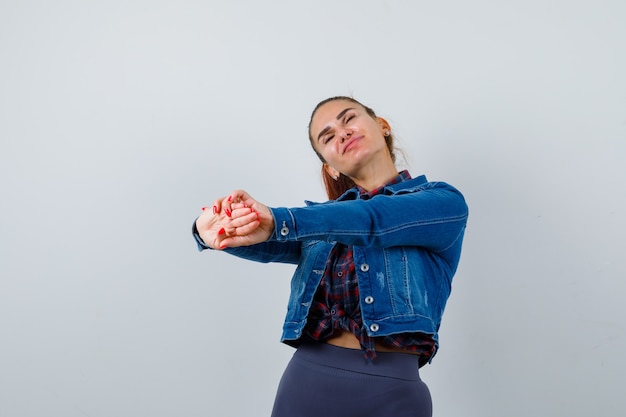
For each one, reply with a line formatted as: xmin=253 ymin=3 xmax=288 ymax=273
xmin=342 ymin=135 xmax=363 ymax=155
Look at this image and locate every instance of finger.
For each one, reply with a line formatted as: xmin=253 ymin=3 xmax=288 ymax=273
xmin=221 ymin=194 xmax=239 ymax=217
xmin=230 ymin=202 xmax=248 ymax=211
xmin=225 ymin=189 xmax=255 ymax=208
xmin=222 ymin=196 xmax=252 ymax=217
xmin=226 ymin=190 xmax=247 ymax=203
xmin=222 ymin=212 xmax=260 ymax=237
xmin=221 ymin=191 xmax=249 ymax=217
xmin=232 ymin=220 xmax=261 ymax=236
xmin=228 ymin=208 xmax=259 ymax=227
xmin=222 ymin=189 xmax=267 ymax=221
xmin=210 ymin=197 xmax=225 ymax=215
xmin=230 ymin=206 xmax=256 ymax=220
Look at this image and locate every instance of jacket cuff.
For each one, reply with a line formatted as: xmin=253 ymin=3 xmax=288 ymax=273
xmin=270 ymin=207 xmax=297 ymax=241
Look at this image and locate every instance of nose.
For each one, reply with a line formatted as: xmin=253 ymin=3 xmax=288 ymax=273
xmin=340 ymin=129 xmax=352 ymax=142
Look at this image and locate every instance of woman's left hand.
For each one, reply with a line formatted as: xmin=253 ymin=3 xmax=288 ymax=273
xmin=217 ymin=190 xmax=275 ymax=248
xmin=195 ymin=199 xmax=259 ymax=250
xmin=196 ymin=189 xmax=275 ymax=249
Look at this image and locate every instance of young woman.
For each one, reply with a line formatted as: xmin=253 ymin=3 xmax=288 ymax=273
xmin=193 ymin=96 xmax=468 ymax=417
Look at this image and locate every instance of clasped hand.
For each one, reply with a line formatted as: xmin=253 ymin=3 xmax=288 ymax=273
xmin=195 ymin=190 xmax=274 ymax=250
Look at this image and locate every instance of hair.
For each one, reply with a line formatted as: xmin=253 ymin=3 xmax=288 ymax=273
xmin=308 ymin=96 xmax=397 ymax=200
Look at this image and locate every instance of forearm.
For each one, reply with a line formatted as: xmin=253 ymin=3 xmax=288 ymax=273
xmin=269 ymin=182 xmax=468 ymax=251
xmin=222 ymin=241 xmax=301 ymax=264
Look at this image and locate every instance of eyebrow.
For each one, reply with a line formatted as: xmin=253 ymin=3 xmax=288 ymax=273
xmin=316 ymin=107 xmax=355 ymax=142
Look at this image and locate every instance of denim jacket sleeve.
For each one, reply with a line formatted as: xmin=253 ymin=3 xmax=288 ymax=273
xmin=269 ymin=180 xmax=468 ymax=252
xmin=192 ymin=220 xmax=302 ymax=264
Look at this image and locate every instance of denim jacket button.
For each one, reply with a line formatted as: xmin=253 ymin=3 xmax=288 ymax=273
xmin=364 ymin=296 xmax=374 ymax=304
xmin=370 ymin=323 xmax=379 ymax=332
xmin=360 ymin=263 xmax=369 ymax=272
xmin=280 ymin=226 xmax=289 ymax=236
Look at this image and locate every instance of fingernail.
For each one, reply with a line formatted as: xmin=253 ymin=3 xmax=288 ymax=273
xmin=227 ymin=196 xmax=232 ymax=202
xmin=212 ymin=206 xmax=217 ymax=214
xmin=225 ymin=208 xmax=231 ymax=217
xmin=219 ymin=244 xmax=227 ymax=249
xmin=218 ymin=228 xmax=225 ymax=235
xmin=201 ymin=207 xmax=209 ymax=211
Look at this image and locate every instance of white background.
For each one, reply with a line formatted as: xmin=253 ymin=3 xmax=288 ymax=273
xmin=1 ymin=1 xmax=625 ymax=416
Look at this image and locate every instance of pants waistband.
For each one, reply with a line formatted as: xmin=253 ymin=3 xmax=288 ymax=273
xmin=294 ymin=342 xmax=421 ymax=381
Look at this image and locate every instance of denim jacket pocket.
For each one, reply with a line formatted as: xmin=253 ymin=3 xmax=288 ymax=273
xmin=378 ymin=246 xmax=451 ymax=322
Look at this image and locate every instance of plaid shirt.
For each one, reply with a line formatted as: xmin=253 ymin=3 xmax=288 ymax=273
xmin=303 ymin=171 xmax=436 ymax=365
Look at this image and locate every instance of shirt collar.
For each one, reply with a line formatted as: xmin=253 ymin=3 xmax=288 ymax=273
xmin=358 ymin=170 xmax=412 ymax=198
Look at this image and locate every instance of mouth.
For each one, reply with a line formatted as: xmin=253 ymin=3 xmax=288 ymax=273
xmin=342 ymin=135 xmax=363 ymax=155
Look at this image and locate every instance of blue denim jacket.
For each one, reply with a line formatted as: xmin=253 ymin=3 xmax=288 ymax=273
xmin=194 ymin=174 xmax=468 ymax=359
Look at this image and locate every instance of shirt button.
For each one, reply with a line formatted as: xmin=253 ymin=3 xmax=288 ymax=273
xmin=370 ymin=323 xmax=379 ymax=332
xmin=364 ymin=296 xmax=374 ymax=304
xmin=360 ymin=264 xmax=369 ymax=272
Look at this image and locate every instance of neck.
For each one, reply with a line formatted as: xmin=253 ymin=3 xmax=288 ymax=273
xmin=349 ymin=158 xmax=399 ymax=192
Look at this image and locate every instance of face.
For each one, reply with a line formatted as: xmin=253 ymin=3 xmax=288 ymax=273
xmin=309 ymin=100 xmax=391 ymax=178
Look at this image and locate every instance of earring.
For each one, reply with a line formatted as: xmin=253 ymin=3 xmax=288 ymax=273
xmin=384 ymin=130 xmax=391 ymax=136
xmin=333 ymin=175 xmax=339 ymax=180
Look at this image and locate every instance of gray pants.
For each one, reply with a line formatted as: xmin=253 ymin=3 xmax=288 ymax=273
xmin=271 ymin=342 xmax=432 ymax=417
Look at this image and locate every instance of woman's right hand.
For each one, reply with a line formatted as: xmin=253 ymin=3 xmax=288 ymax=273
xmin=195 ymin=189 xmax=274 ymax=249
xmin=195 ymin=199 xmax=261 ymax=250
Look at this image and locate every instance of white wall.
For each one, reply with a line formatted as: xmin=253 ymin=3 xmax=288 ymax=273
xmin=1 ymin=1 xmax=624 ymax=416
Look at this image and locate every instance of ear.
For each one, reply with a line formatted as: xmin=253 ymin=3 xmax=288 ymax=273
xmin=376 ymin=117 xmax=391 ymax=134
xmin=323 ymin=163 xmax=340 ymax=179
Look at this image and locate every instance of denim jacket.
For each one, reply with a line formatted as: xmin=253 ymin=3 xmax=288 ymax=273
xmin=194 ymin=174 xmax=468 ymax=359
